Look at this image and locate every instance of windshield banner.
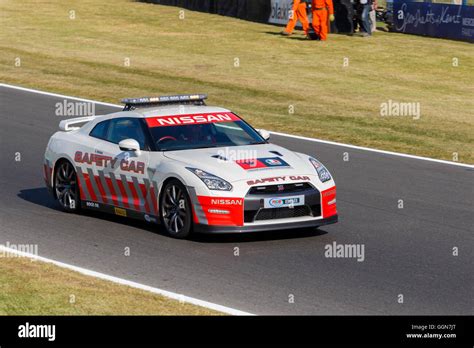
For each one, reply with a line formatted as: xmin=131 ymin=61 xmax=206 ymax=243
xmin=146 ymin=113 xmax=240 ymax=127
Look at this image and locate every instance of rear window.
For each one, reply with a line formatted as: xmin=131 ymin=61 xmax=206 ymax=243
xmin=89 ymin=120 xmax=110 ymax=140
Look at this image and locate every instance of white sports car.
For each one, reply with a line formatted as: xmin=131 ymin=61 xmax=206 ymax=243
xmin=44 ymin=94 xmax=338 ymax=238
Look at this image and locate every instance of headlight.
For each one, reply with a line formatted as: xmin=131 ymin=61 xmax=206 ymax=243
xmin=309 ymin=158 xmax=332 ymax=183
xmin=186 ymin=167 xmax=233 ymax=191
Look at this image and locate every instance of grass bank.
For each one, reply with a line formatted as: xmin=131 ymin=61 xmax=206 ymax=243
xmin=0 ymin=256 xmax=220 ymax=315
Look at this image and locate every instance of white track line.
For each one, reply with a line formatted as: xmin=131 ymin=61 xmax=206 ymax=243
xmin=0 ymin=246 xmax=253 ymax=316
xmin=0 ymin=83 xmax=122 ymax=108
xmin=1 ymin=82 xmax=472 ymax=168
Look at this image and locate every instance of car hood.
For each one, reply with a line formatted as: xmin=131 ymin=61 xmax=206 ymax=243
xmin=162 ymin=144 xmax=315 ymax=183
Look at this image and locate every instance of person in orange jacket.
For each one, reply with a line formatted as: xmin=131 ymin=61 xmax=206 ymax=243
xmin=281 ymin=0 xmax=310 ymax=36
xmin=311 ymin=0 xmax=335 ymax=41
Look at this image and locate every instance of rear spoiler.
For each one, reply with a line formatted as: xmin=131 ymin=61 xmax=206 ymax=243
xmin=59 ymin=116 xmax=99 ymax=131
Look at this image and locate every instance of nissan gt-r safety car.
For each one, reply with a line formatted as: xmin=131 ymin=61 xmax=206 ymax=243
xmin=44 ymin=94 xmax=338 ymax=238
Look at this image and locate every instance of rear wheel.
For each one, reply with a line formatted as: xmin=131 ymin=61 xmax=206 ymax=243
xmin=54 ymin=160 xmax=80 ymax=213
xmin=160 ymin=179 xmax=192 ymax=239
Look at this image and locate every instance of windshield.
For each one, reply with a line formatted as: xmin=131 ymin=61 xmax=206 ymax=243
xmin=146 ymin=113 xmax=265 ymax=151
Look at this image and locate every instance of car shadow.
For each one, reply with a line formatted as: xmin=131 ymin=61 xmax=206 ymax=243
xmin=17 ymin=187 xmax=62 ymax=211
xmin=188 ymin=227 xmax=327 ymax=243
xmin=18 ymin=187 xmax=167 ymax=234
xmin=18 ymin=187 xmax=328 ymax=243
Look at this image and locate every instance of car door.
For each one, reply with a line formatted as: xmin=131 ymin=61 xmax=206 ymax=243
xmin=92 ymin=117 xmax=155 ymax=217
xmin=73 ymin=126 xmax=102 ymax=208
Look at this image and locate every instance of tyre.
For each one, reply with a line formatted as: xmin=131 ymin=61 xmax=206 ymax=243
xmin=159 ymin=179 xmax=193 ymax=239
xmin=54 ymin=160 xmax=81 ymax=213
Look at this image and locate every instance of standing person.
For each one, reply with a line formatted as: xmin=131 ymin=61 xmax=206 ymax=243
xmin=359 ymin=0 xmax=372 ymax=36
xmin=353 ymin=0 xmax=362 ymax=33
xmin=281 ymin=0 xmax=310 ymax=36
xmin=370 ymin=0 xmax=377 ymax=32
xmin=311 ymin=0 xmax=335 ymax=41
xmin=339 ymin=0 xmax=355 ymax=34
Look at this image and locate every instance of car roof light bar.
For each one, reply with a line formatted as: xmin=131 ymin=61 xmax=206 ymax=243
xmin=121 ymin=94 xmax=207 ymax=111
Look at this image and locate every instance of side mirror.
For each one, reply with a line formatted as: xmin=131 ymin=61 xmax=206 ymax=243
xmin=119 ymin=139 xmax=141 ymax=154
xmin=257 ymin=129 xmax=270 ymax=141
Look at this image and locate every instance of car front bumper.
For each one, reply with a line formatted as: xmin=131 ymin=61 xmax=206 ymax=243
xmin=194 ymin=214 xmax=338 ymax=234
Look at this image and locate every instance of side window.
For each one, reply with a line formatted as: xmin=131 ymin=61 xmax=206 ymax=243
xmin=106 ymin=118 xmax=147 ymax=150
xmin=89 ymin=120 xmax=110 ymax=140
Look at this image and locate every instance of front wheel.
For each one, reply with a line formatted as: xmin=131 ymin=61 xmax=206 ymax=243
xmin=54 ymin=160 xmax=80 ymax=213
xmin=159 ymin=179 xmax=193 ymax=239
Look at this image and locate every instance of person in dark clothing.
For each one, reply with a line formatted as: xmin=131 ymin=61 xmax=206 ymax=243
xmin=333 ymin=0 xmax=354 ymax=34
xmin=353 ymin=0 xmax=363 ymax=33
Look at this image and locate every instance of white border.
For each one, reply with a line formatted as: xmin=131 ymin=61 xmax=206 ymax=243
xmin=1 ymin=83 xmax=472 ymax=168
xmin=0 ymin=246 xmax=253 ymax=316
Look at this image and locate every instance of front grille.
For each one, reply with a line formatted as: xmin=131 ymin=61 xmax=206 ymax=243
xmin=248 ymin=183 xmax=313 ymax=195
xmin=244 ymin=183 xmax=321 ymax=223
xmin=252 ymin=205 xmax=312 ymax=222
xmin=244 ymin=210 xmax=258 ymax=223
xmin=244 ymin=204 xmax=321 ymax=223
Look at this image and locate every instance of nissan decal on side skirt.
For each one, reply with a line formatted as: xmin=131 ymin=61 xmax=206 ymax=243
xmin=44 ymin=94 xmax=338 ymax=239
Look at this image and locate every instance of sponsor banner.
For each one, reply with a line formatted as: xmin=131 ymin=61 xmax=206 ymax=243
xmin=269 ymin=0 xmax=293 ymax=25
xmin=146 ymin=113 xmax=240 ymax=127
xmin=393 ymin=1 xmax=474 ymax=43
xmin=264 ymin=195 xmax=305 ymax=209
xmin=236 ymin=157 xmax=290 ymax=170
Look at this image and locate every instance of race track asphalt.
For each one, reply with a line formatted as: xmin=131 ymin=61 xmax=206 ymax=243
xmin=1 ymin=85 xmax=472 ymax=315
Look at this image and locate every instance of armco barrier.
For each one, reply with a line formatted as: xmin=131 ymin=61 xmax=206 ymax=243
xmin=392 ymin=1 xmax=474 ymax=42
xmin=141 ymin=0 xmax=271 ymax=23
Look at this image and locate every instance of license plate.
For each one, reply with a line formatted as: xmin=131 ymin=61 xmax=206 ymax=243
xmin=263 ymin=195 xmax=305 ymax=209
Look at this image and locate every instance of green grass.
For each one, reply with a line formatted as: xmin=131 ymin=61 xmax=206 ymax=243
xmin=0 ymin=256 xmax=221 ymax=315
xmin=0 ymin=0 xmax=473 ymax=163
